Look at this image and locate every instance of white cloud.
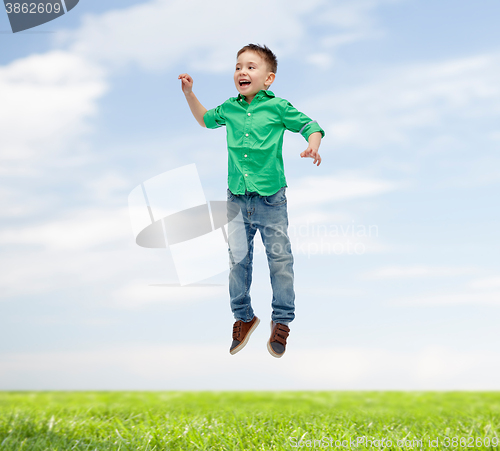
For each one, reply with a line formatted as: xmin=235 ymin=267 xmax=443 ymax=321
xmin=1 ymin=343 xmax=499 ymax=390
xmin=0 ymin=207 xmax=131 ymax=250
xmin=0 ymin=205 xmax=227 ymax=300
xmin=85 ymin=172 xmax=133 ymax=204
xmin=315 ymin=0 xmax=398 ymax=29
xmin=0 ymin=207 xmax=174 ymax=298
xmin=364 ymin=265 xmax=478 ymax=279
xmin=54 ymin=0 xmax=391 ymax=74
xmin=306 ymin=53 xmax=334 ymax=70
xmin=0 ymin=186 xmax=54 ymax=218
xmin=390 ymin=291 xmax=500 ymax=306
xmin=289 ymin=209 xmax=353 ymax=225
xmin=276 ymin=173 xmax=396 ymax=256
xmin=287 ymin=220 xmax=386 ymax=257
xmin=469 ymin=276 xmax=500 ymax=290
xmin=111 ymin=280 xmax=226 ymax=309
xmin=57 ymin=0 xmax=304 ymax=72
xmin=288 ymin=172 xmax=398 ymax=208
xmin=0 ymin=247 xmax=134 ymax=298
xmin=321 ymin=31 xmax=370 ymax=48
xmin=0 ymin=50 xmax=107 ymax=172
xmin=309 ymin=54 xmax=500 ymax=150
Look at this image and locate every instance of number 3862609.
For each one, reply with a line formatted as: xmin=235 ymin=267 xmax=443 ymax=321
xmin=5 ymin=3 xmax=62 ymax=14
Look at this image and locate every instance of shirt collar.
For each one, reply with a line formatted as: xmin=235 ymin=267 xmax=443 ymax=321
xmin=237 ymin=89 xmax=275 ymax=102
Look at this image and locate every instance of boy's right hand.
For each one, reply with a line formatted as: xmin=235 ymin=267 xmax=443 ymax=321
xmin=178 ymin=73 xmax=193 ymax=95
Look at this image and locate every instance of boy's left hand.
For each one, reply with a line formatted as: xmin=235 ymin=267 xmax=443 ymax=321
xmin=300 ymin=146 xmax=321 ymax=166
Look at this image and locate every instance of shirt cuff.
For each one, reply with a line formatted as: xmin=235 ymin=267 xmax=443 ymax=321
xmin=203 ymin=109 xmax=222 ymax=129
xmin=300 ymin=121 xmax=325 ymax=141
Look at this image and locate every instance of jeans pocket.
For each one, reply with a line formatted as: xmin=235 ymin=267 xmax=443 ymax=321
xmin=227 ymin=188 xmax=235 ymax=201
xmin=263 ymin=187 xmax=287 ymax=206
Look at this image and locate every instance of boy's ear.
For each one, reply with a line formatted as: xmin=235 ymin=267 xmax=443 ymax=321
xmin=265 ymin=72 xmax=276 ymax=87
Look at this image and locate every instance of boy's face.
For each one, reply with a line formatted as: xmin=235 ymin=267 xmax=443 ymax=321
xmin=234 ymin=50 xmax=275 ymax=102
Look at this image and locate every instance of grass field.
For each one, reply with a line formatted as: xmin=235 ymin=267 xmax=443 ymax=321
xmin=0 ymin=391 xmax=499 ymax=450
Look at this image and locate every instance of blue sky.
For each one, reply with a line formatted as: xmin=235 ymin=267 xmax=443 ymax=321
xmin=1 ymin=0 xmax=499 ymax=390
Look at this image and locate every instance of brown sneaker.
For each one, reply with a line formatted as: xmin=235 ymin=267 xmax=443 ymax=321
xmin=229 ymin=316 xmax=260 ymax=355
xmin=267 ymin=321 xmax=290 ymax=358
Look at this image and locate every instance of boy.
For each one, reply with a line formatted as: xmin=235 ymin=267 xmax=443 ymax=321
xmin=179 ymin=44 xmax=324 ymax=358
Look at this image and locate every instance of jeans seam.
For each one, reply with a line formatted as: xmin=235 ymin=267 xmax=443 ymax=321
xmin=244 ymin=236 xmax=250 ymax=321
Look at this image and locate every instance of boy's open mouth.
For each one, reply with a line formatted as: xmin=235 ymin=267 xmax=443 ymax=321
xmin=239 ymin=80 xmax=251 ymax=87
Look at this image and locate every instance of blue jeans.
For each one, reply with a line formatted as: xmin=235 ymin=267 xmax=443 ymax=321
xmin=226 ymin=186 xmax=295 ymax=325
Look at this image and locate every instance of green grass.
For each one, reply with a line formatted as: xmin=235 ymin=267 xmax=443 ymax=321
xmin=0 ymin=392 xmax=499 ymax=450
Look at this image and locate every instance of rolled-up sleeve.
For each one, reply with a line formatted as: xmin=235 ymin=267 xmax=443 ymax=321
xmin=204 ymin=104 xmax=226 ymax=129
xmin=282 ymin=101 xmax=325 ymax=141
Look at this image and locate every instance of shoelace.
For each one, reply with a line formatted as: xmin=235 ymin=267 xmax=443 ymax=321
xmin=271 ymin=323 xmax=290 ymax=346
xmin=232 ymin=321 xmax=243 ymax=340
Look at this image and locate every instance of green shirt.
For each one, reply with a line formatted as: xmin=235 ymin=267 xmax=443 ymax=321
xmin=203 ymin=89 xmax=325 ymax=196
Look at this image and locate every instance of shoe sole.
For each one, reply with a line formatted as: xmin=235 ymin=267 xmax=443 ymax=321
xmin=230 ymin=316 xmax=260 ymax=355
xmin=267 ymin=320 xmax=285 ymax=358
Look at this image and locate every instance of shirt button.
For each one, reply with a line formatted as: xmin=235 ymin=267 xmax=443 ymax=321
xmin=245 ymin=174 xmax=248 ymax=177
xmin=248 ymin=113 xmax=251 ymax=116
xmin=245 ymin=133 xmax=249 ymax=137
xmin=244 ymin=154 xmax=247 ymax=157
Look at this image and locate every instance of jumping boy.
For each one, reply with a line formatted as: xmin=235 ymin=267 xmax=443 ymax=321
xmin=179 ymin=44 xmax=324 ymax=358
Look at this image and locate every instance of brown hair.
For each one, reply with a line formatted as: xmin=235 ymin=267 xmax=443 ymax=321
xmin=237 ymin=44 xmax=278 ymax=74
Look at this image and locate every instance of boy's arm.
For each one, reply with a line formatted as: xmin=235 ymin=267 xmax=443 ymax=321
xmin=281 ymin=101 xmax=324 ymax=167
xmin=300 ymin=132 xmax=322 ymax=166
xmin=178 ymin=73 xmax=207 ymax=127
